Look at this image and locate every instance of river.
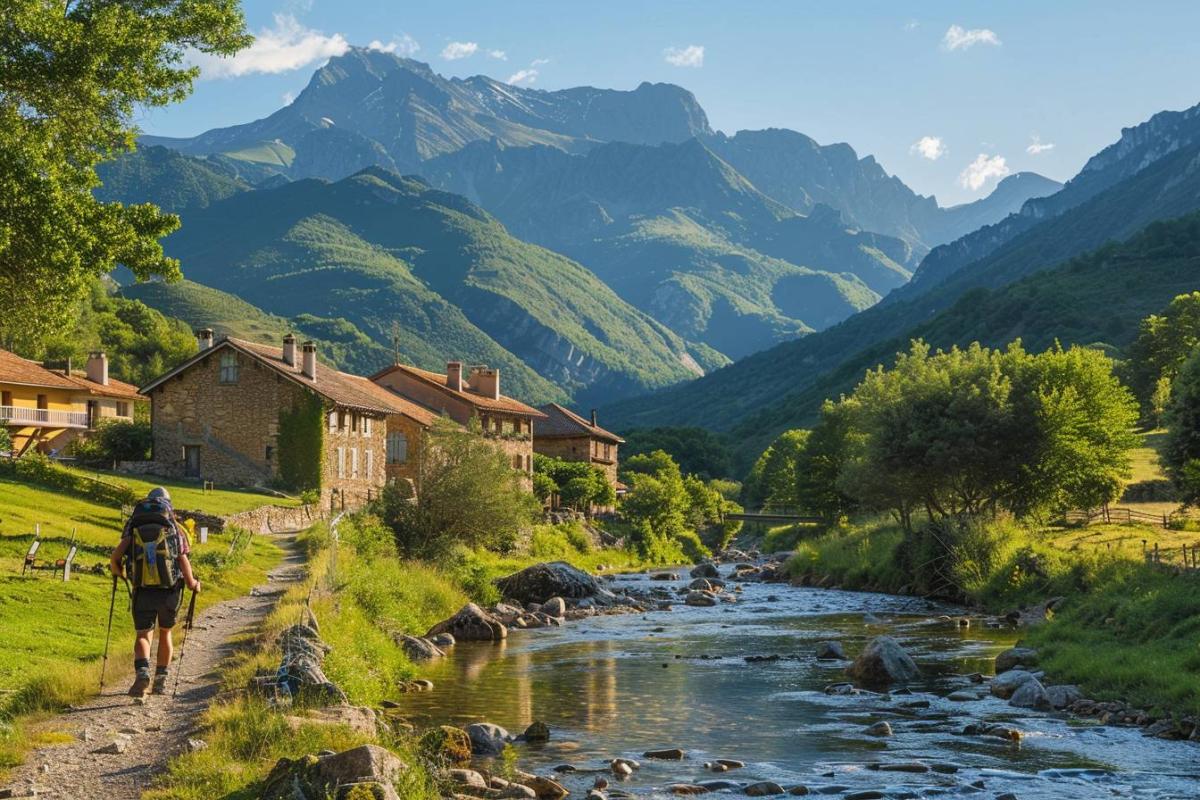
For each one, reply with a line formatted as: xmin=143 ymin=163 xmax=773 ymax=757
xmin=401 ymin=570 xmax=1200 ymax=799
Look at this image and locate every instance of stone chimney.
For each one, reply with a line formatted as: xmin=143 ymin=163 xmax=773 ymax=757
xmin=469 ymin=365 xmax=500 ymax=400
xmin=196 ymin=328 xmax=214 ymax=351
xmin=446 ymin=361 xmax=464 ymax=392
xmin=301 ymin=341 xmax=317 ymax=381
xmin=282 ymin=334 xmax=297 ymax=367
xmin=591 ymin=409 xmax=598 ymax=427
xmin=86 ymin=352 xmax=109 ymax=386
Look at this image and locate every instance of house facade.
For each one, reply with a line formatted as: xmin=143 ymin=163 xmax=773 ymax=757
xmin=533 ymin=403 xmax=624 ymax=489
xmin=370 ymin=361 xmax=545 ymax=483
xmin=0 ymin=348 xmax=143 ymax=456
xmin=140 ymin=332 xmax=435 ymax=509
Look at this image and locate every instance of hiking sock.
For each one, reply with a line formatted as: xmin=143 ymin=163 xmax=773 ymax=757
xmin=155 ymin=666 xmax=169 ymax=676
xmin=134 ymin=658 xmax=150 ymax=674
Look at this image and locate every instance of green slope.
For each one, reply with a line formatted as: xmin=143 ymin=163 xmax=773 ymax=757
xmin=120 ymin=279 xmax=395 ymax=378
xmin=94 ymin=145 xmax=251 ymax=211
xmin=156 ymin=169 xmax=710 ymax=405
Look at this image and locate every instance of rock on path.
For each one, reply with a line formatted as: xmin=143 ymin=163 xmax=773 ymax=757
xmin=1 ymin=534 xmax=307 ymax=800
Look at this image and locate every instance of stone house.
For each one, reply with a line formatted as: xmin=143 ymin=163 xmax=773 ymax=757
xmin=140 ymin=331 xmax=436 ymax=509
xmin=533 ymin=404 xmax=624 ymax=496
xmin=370 ymin=362 xmax=545 ymax=483
xmin=0 ymin=347 xmax=143 ymax=456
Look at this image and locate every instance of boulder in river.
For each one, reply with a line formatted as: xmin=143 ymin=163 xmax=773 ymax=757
xmin=864 ymin=721 xmax=893 ymax=737
xmin=542 ymin=597 xmax=567 ymax=618
xmin=995 ymin=646 xmax=1039 ymax=672
xmin=1009 ymin=677 xmax=1052 ymax=710
xmin=397 ymin=635 xmax=444 ymax=662
xmin=495 ymin=562 xmax=601 ymax=603
xmin=644 ymin=747 xmax=686 ymax=760
xmin=989 ymin=669 xmax=1036 ymax=699
xmin=426 ymin=603 xmax=507 ymax=642
xmin=417 ymin=725 xmax=472 ymax=763
xmin=686 ymin=590 xmax=719 ymax=607
xmin=1045 ymin=684 xmax=1083 ymax=710
xmin=744 ymin=781 xmax=785 ymax=796
xmin=815 ymin=641 xmax=846 ymax=660
xmin=522 ymin=721 xmax=551 ymax=742
xmin=690 ymin=563 xmax=720 ymax=579
xmin=847 ymin=636 xmax=919 ymax=686
xmin=465 ymin=723 xmax=511 ymax=756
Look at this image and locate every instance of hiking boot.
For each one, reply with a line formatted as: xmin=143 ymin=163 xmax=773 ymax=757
xmin=151 ymin=672 xmax=169 ymax=695
xmin=128 ymin=671 xmax=151 ymax=698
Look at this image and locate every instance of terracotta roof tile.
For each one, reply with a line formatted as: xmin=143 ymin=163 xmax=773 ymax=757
xmin=536 ymin=403 xmax=624 ymax=443
xmin=61 ymin=372 xmax=146 ymax=401
xmin=373 ymin=364 xmax=546 ymax=417
xmin=0 ymin=348 xmax=81 ymax=390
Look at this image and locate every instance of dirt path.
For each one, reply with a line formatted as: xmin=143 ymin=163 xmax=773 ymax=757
xmin=1 ymin=535 xmax=306 ymax=800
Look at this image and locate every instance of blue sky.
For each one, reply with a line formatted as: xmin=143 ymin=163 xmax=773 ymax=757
xmin=139 ymin=0 xmax=1200 ymax=205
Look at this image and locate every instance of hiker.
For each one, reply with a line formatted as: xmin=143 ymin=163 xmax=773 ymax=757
xmin=108 ymin=487 xmax=201 ymax=697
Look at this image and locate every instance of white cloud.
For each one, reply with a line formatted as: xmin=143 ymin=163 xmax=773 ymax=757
xmin=664 ymin=44 xmax=705 ymax=68
xmin=441 ymin=41 xmax=479 ymax=60
xmin=282 ymin=90 xmax=296 ymax=105
xmin=488 ymin=49 xmax=507 ymax=60
xmin=531 ymin=58 xmax=550 ymax=67
xmin=910 ymin=135 xmax=946 ymax=161
xmin=1026 ymin=135 xmax=1056 ymax=155
xmin=507 ymin=68 xmax=538 ymax=85
xmin=190 ymin=14 xmax=349 ymax=79
xmin=959 ymin=153 xmax=1011 ymax=191
xmin=368 ymin=34 xmax=420 ymax=56
xmin=942 ymin=25 xmax=1001 ymax=51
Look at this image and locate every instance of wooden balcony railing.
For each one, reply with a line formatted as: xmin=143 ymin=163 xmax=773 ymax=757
xmin=0 ymin=405 xmax=89 ymax=428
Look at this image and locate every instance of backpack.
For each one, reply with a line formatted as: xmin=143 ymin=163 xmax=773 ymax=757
xmin=124 ymin=497 xmax=182 ymax=589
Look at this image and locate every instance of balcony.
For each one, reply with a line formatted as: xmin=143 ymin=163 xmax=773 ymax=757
xmin=0 ymin=405 xmax=89 ymax=429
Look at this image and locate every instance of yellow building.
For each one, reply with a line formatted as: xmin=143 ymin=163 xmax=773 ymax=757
xmin=0 ymin=348 xmax=144 ymax=457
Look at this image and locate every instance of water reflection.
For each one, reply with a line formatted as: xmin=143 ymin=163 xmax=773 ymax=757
xmin=398 ymin=576 xmax=1200 ymax=799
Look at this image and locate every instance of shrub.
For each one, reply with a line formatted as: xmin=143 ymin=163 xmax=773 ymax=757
xmin=71 ymin=419 xmax=152 ymax=467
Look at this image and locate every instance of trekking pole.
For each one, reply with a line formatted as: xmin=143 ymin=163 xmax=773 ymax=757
xmin=99 ymin=574 xmax=119 ymax=691
xmin=172 ymin=587 xmax=199 ymax=698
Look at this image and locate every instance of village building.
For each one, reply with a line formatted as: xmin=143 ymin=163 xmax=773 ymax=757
xmin=0 ymin=347 xmax=144 ymax=456
xmin=370 ymin=361 xmax=545 ymax=481
xmin=534 ymin=402 xmax=624 ymax=491
xmin=140 ymin=331 xmax=438 ymax=509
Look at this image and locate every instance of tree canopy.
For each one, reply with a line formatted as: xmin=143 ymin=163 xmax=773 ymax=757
xmin=0 ymin=0 xmax=250 ymax=348
xmin=1124 ymin=291 xmax=1200 ymax=421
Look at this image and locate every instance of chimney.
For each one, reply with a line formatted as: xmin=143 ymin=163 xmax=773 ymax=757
xmin=591 ymin=409 xmax=598 ymax=428
xmin=86 ymin=352 xmax=109 ymax=386
xmin=301 ymin=341 xmax=317 ymax=381
xmin=469 ymin=365 xmax=500 ymax=400
xmin=446 ymin=361 xmax=464 ymax=392
xmin=282 ymin=334 xmax=297 ymax=367
xmin=196 ymin=328 xmax=214 ymax=351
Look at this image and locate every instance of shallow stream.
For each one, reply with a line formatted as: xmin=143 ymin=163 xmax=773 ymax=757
xmin=401 ymin=571 xmax=1200 ymax=799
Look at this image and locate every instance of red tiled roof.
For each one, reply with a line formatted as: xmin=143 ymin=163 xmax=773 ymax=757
xmin=62 ymin=372 xmax=146 ymax=401
xmin=372 ymin=363 xmax=546 ymax=417
xmin=535 ymin=403 xmax=624 ymax=443
xmin=0 ymin=348 xmax=80 ymax=390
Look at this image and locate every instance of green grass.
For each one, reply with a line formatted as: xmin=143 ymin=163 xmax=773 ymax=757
xmin=1128 ymin=429 xmax=1168 ymax=484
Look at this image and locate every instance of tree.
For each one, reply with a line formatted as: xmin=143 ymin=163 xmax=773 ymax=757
xmin=1164 ymin=346 xmax=1200 ymax=505
xmin=1124 ymin=292 xmax=1200 ymax=418
xmin=794 ymin=401 xmax=858 ymax=523
xmin=0 ymin=425 xmax=11 ymax=456
xmin=376 ymin=419 xmax=538 ymax=559
xmin=0 ymin=1 xmax=251 ymax=348
xmin=620 ymin=427 xmax=734 ymax=479
xmin=745 ymin=429 xmax=808 ymax=509
xmin=532 ymin=454 xmax=615 ymax=512
xmin=72 ymin=419 xmax=152 ymax=467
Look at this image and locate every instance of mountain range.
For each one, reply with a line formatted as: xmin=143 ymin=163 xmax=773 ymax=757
xmin=110 ymin=48 xmax=1061 ymax=409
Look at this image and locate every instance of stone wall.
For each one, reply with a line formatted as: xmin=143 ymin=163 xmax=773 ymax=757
xmin=321 ymin=408 xmax=388 ymax=510
xmin=534 ymin=435 xmax=619 ymax=487
xmin=382 ymin=413 xmax=426 ymax=487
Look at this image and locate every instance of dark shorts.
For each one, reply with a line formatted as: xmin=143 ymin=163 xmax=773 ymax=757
xmin=132 ymin=584 xmax=184 ymax=631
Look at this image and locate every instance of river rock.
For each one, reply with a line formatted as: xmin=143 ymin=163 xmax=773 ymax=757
xmin=644 ymin=748 xmax=686 ymax=760
xmin=495 ymin=562 xmax=601 ymax=603
xmin=1009 ymin=677 xmax=1052 ymax=709
xmin=669 ymin=784 xmax=711 ymax=795
xmin=465 ymin=723 xmax=511 ymax=756
xmin=844 ymin=792 xmax=885 ymax=800
xmin=744 ymin=781 xmax=785 ymax=796
xmin=261 ymin=744 xmax=407 ymax=800
xmin=847 ymin=636 xmax=919 ymax=686
xmin=500 ymin=785 xmax=538 ymax=799
xmin=995 ymin=646 xmax=1039 ymax=672
xmin=864 ymin=721 xmax=893 ymax=737
xmin=417 ymin=725 xmax=472 ymax=762
xmin=273 ymin=623 xmax=347 ymax=704
xmin=989 ymin=669 xmax=1036 ymax=699
xmin=431 ymin=632 xmax=456 ymax=648
xmin=689 ymin=578 xmax=718 ymax=591
xmin=610 ymin=760 xmax=633 ymax=777
xmin=815 ymin=641 xmax=846 ymax=660
xmin=686 ymin=590 xmax=719 ymax=607
xmin=690 ymin=563 xmax=720 ymax=579
xmin=450 ymin=769 xmax=489 ymax=790
xmin=397 ymin=635 xmax=445 ymax=662
xmin=542 ymin=597 xmax=567 ymax=618
xmin=699 ymin=780 xmax=744 ymax=791
xmin=426 ymin=603 xmax=507 ymax=642
xmin=1045 ymin=684 xmax=1083 ymax=710
xmin=523 ymin=721 xmax=551 ymax=742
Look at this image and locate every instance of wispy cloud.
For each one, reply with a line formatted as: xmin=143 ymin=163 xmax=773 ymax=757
xmin=191 ymin=14 xmax=348 ymax=79
xmin=664 ymin=44 xmax=705 ymax=68
xmin=441 ymin=41 xmax=478 ymax=60
xmin=942 ymin=25 xmax=1001 ymax=51
xmin=910 ymin=135 xmax=946 ymax=161
xmin=959 ymin=153 xmax=1010 ymax=191
xmin=1026 ymin=135 xmax=1056 ymax=155
xmin=531 ymin=58 xmax=550 ymax=67
xmin=282 ymin=90 xmax=296 ymax=105
xmin=367 ymin=34 xmax=420 ymax=57
xmin=507 ymin=68 xmax=538 ymax=85
xmin=488 ymin=49 xmax=507 ymax=60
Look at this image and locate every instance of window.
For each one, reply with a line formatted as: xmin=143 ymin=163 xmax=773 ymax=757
xmin=525 ymin=454 xmax=531 ymax=472
xmin=604 ymin=443 xmax=611 ymax=460
xmin=219 ymin=353 xmax=239 ymax=383
xmin=265 ymin=445 xmax=274 ymax=462
xmin=366 ymin=449 xmax=374 ymax=480
xmin=328 ymin=412 xmax=337 ymax=432
xmin=337 ymin=447 xmax=345 ymax=479
xmin=350 ymin=413 xmax=359 ymax=433
xmin=363 ymin=417 xmax=372 ymax=437
xmin=512 ymin=453 xmax=522 ymax=469
xmin=116 ymin=401 xmax=129 ymax=418
xmin=338 ymin=411 xmax=347 ymax=431
xmin=351 ymin=448 xmax=359 ymax=478
xmin=387 ymin=432 xmax=408 ymax=464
